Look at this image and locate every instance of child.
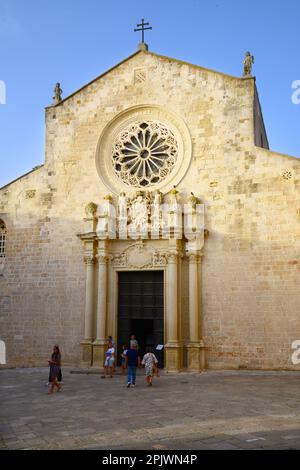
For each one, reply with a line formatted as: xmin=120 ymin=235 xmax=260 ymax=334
xmin=102 ymin=341 xmax=114 ymax=378
xmin=121 ymin=345 xmax=127 ymax=374
xmin=107 ymin=336 xmax=116 ymax=372
xmin=141 ymin=347 xmax=158 ymax=386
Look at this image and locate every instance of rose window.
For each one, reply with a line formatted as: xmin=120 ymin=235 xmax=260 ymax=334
xmin=112 ymin=121 xmax=178 ymax=188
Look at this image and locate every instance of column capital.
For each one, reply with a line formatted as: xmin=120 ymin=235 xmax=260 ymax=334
xmin=186 ymin=251 xmax=203 ymax=263
xmin=84 ymin=255 xmax=95 ymax=265
xmin=96 ymin=254 xmax=110 ymax=265
xmin=166 ymin=252 xmax=178 ymax=264
xmin=166 ymin=251 xmax=184 ymax=264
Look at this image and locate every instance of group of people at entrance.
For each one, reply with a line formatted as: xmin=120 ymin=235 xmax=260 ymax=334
xmin=46 ymin=335 xmax=160 ymax=394
xmin=103 ymin=334 xmax=159 ymax=387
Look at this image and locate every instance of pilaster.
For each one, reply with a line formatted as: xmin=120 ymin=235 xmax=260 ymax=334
xmin=185 ymin=250 xmax=205 ymax=372
xmin=165 ymin=240 xmax=183 ymax=371
xmin=93 ymin=240 xmax=110 ymax=367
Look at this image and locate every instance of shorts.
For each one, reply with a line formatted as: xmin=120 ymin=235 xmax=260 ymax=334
xmin=105 ymin=357 xmax=114 ymax=367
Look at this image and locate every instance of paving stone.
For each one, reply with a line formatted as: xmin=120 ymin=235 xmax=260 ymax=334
xmin=1 ymin=368 xmax=300 ymax=449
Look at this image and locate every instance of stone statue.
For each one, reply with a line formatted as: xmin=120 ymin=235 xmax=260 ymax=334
xmin=128 ymin=194 xmax=149 ymax=235
xmin=243 ymin=52 xmax=254 ymax=77
xmin=151 ymin=190 xmax=163 ymax=232
xmin=102 ymin=195 xmax=114 ymax=217
xmin=97 ymin=194 xmax=116 ymax=237
xmin=153 ymin=190 xmax=162 ymax=206
xmin=170 ymin=186 xmax=179 ymax=196
xmin=169 ymin=186 xmax=179 ymax=213
xmin=188 ymin=192 xmax=200 ymax=211
xmin=85 ymin=202 xmax=97 ymax=217
xmin=167 ymin=186 xmax=182 ymax=234
xmin=53 ymin=83 xmax=63 ymax=104
xmin=118 ymin=192 xmax=128 ymax=219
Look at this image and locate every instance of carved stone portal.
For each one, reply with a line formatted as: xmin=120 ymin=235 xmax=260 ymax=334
xmin=78 ymin=195 xmax=207 ymax=372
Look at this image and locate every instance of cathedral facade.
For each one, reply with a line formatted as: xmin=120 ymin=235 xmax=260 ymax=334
xmin=0 ymin=47 xmax=299 ymax=371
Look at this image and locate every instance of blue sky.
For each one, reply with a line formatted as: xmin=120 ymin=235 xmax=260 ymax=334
xmin=0 ymin=0 xmax=299 ymax=187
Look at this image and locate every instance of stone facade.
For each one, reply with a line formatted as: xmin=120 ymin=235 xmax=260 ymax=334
xmin=0 ymin=49 xmax=299 ymax=370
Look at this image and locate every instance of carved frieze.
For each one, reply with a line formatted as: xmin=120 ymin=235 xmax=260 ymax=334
xmin=111 ymin=243 xmax=169 ymax=269
xmin=111 ymin=253 xmax=127 ymax=268
xmin=153 ymin=252 xmax=168 ymax=267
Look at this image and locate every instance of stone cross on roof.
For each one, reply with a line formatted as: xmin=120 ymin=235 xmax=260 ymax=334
xmin=134 ymin=18 xmax=152 ymax=51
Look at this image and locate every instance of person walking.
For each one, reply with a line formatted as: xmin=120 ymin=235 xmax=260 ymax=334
xmin=129 ymin=334 xmax=138 ymax=350
xmin=47 ymin=362 xmax=62 ymax=385
xmin=141 ymin=348 xmax=158 ymax=386
xmin=48 ymin=345 xmax=62 ymax=394
xmin=125 ymin=345 xmax=139 ymax=388
xmin=121 ymin=344 xmax=128 ymax=375
xmin=108 ymin=336 xmax=116 ymax=372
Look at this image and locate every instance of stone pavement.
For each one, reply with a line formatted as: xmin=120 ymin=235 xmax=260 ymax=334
xmin=1 ymin=368 xmax=300 ymax=450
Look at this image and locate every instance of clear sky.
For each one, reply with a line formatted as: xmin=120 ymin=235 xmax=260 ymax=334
xmin=0 ymin=0 xmax=299 ymax=187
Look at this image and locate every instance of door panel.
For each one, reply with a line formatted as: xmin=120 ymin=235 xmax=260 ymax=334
xmin=117 ymin=271 xmax=164 ymax=367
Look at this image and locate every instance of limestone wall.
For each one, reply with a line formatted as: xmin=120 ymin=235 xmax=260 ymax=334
xmin=202 ymin=147 xmax=300 ymax=369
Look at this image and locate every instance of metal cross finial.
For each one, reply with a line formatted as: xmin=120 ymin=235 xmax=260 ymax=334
xmin=134 ymin=18 xmax=152 ymax=44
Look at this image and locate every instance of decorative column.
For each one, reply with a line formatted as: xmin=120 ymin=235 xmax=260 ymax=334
xmin=92 ymin=246 xmax=109 ymax=367
xmin=186 ymin=251 xmax=205 ymax=371
xmin=165 ymin=240 xmax=183 ymax=371
xmin=80 ymin=254 xmax=95 ymax=366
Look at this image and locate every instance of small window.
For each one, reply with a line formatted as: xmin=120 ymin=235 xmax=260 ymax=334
xmin=0 ymin=220 xmax=6 ymax=258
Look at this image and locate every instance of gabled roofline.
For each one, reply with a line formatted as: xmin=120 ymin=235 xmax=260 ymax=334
xmin=45 ymin=50 xmax=142 ymax=109
xmin=147 ymin=50 xmax=249 ymax=81
xmin=254 ymin=146 xmax=300 ymax=161
xmin=45 ymin=49 xmax=253 ymax=110
xmin=0 ymin=165 xmax=44 ymax=191
xmin=254 ymin=84 xmax=269 ymax=149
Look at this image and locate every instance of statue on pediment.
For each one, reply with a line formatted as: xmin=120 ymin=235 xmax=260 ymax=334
xmin=151 ymin=190 xmax=163 ymax=233
xmin=53 ymin=83 xmax=63 ymax=104
xmin=97 ymin=195 xmax=116 ymax=238
xmin=118 ymin=192 xmax=128 ymax=219
xmin=85 ymin=202 xmax=97 ymax=217
xmin=169 ymin=186 xmax=180 ymax=214
xmin=243 ymin=52 xmax=254 ymax=77
xmin=128 ymin=191 xmax=152 ymax=237
xmin=188 ymin=192 xmax=201 ymax=213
